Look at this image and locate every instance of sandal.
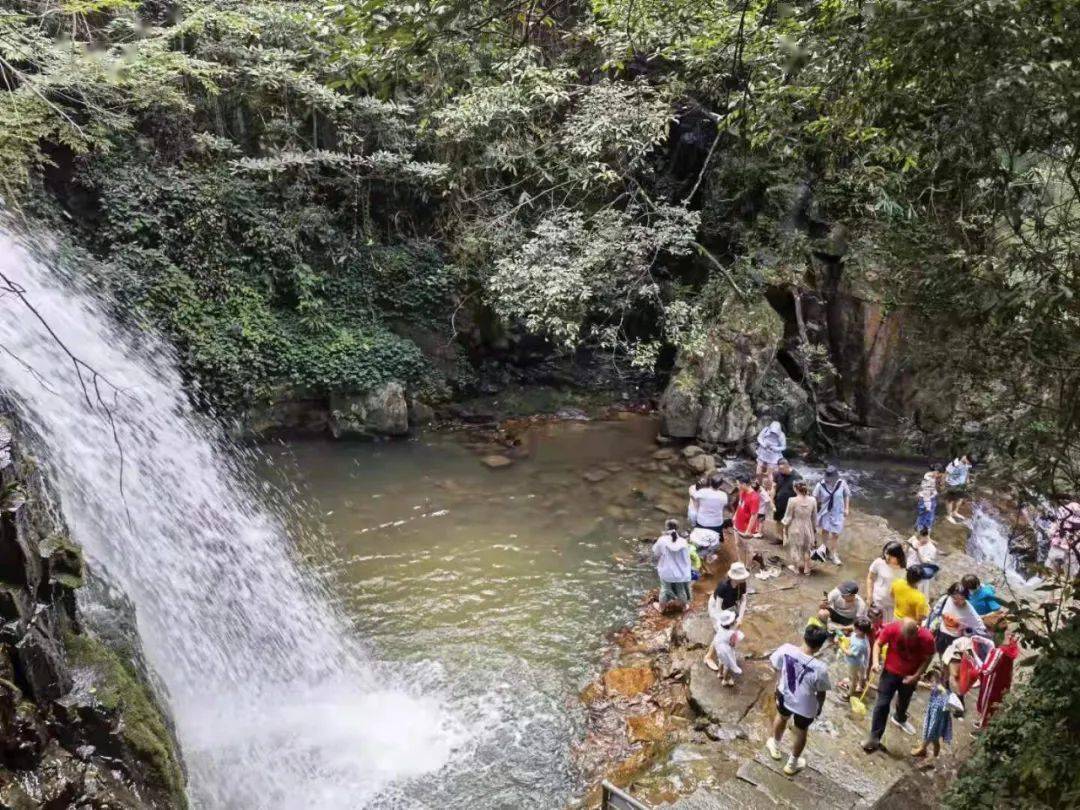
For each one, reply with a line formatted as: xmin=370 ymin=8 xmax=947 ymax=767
xmin=704 ymin=658 xmax=719 ymax=672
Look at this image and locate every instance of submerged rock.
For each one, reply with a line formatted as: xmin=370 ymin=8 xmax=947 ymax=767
xmin=685 ymin=454 xmax=716 ymax=474
xmin=481 ymin=454 xmax=514 ymax=469
xmin=583 ymin=468 xmax=612 ymax=483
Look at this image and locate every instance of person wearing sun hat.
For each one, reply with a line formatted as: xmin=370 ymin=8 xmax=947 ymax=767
xmin=712 ymin=609 xmax=745 ymax=686
xmin=812 ymin=464 xmax=851 ymax=566
xmin=704 ymin=562 xmax=751 ymax=671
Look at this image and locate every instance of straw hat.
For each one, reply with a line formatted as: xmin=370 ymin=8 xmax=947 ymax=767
xmin=727 ymin=562 xmax=751 ymax=582
xmin=717 ymin=609 xmax=737 ymax=628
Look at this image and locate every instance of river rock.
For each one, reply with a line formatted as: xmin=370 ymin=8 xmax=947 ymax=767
xmin=481 ymin=454 xmax=513 ymax=469
xmin=652 ymin=448 xmax=677 ymax=461
xmin=688 ymin=660 xmax=762 ymax=722
xmin=659 ymin=298 xmax=783 ymax=446
xmin=704 ymin=723 xmax=749 ymax=742
xmin=682 ymin=445 xmax=705 ymax=459
xmin=627 ymin=712 xmax=667 ymax=743
xmin=329 ymin=382 xmax=409 ymax=438
xmin=680 ymin=613 xmax=715 ymax=650
xmin=685 ymin=453 xmax=716 ymax=474
xmin=408 ymin=398 xmax=436 ymax=426
xmin=604 ymin=666 xmax=656 ymax=697
xmin=583 ymin=468 xmax=612 ymax=483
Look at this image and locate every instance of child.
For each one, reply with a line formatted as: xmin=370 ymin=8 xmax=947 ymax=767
xmin=689 ymin=544 xmax=703 ymax=582
xmin=912 ymin=669 xmax=953 ymax=758
xmin=712 ymin=609 xmax=744 ymax=687
xmin=906 ymin=528 xmax=939 ymax=599
xmin=842 ymin=617 xmax=872 ymax=696
xmin=754 ymin=478 xmax=773 ymax=540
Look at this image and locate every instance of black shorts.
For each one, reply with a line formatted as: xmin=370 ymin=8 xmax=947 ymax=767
xmin=775 ymin=690 xmax=814 ymax=730
xmin=945 ymin=486 xmax=967 ymax=502
xmin=827 ymin=608 xmax=855 ymax=626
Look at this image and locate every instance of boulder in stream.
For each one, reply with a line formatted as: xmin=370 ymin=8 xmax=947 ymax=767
xmin=329 ymin=381 xmax=409 ymax=438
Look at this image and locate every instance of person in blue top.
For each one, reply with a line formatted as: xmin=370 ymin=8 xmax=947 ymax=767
xmin=961 ymin=574 xmax=1008 ymax=629
xmin=944 ymin=453 xmax=973 ymax=524
xmin=812 ymin=465 xmax=851 ymax=566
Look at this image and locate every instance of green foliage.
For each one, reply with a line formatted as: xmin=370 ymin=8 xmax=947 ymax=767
xmin=945 ymin=606 xmax=1080 ymax=809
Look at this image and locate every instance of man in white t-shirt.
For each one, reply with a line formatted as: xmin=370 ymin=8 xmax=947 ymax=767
xmin=765 ymin=625 xmax=832 ymax=775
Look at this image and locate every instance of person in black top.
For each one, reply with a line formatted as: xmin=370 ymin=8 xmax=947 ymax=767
xmin=772 ymin=458 xmax=800 ymax=522
xmin=704 ymin=562 xmax=751 ymax=671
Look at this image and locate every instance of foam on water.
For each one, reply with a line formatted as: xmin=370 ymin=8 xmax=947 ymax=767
xmin=0 ymin=224 xmax=466 ymax=807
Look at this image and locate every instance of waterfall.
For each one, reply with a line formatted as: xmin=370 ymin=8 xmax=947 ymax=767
xmin=0 ymin=224 xmax=462 ymax=807
xmin=967 ymin=502 xmax=1041 ymax=589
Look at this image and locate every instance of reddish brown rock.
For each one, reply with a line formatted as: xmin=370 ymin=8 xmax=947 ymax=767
xmin=603 ymin=666 xmax=656 ymax=697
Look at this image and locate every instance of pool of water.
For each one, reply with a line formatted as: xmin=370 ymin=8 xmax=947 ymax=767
xmin=258 ymin=416 xmax=666 ymax=808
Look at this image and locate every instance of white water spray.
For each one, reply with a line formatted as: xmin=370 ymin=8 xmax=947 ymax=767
xmin=0 ymin=225 xmax=463 ymax=807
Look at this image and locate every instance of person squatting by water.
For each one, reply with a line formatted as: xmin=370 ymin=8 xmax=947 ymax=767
xmin=812 ymin=465 xmax=851 ymax=566
xmin=652 ymin=519 xmax=692 ymax=612
xmin=765 ymin=624 xmax=832 ymax=776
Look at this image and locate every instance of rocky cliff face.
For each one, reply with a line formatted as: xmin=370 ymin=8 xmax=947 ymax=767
xmin=0 ymin=415 xmax=186 ymax=809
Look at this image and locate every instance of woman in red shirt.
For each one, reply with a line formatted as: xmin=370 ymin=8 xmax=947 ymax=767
xmin=733 ymin=476 xmax=760 ymax=567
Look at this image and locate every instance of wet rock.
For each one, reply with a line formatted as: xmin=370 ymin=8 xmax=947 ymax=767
xmin=13 ymin=622 xmax=71 ymax=703
xmin=407 ymin=398 xmax=436 ymax=426
xmin=555 ymin=407 xmax=589 ymax=421
xmin=580 ymin=680 xmax=605 ymax=706
xmin=680 ymin=613 xmax=715 ymax=650
xmin=583 ymin=469 xmax=612 ymax=483
xmin=627 ymin=712 xmax=668 ymax=743
xmin=703 ymin=723 xmax=748 ymax=742
xmin=660 ymin=298 xmax=783 ymax=446
xmin=329 ymin=382 xmax=409 ymax=438
xmin=0 ymin=681 xmax=47 ymax=768
xmin=653 ymin=448 xmax=678 ymax=461
xmin=603 ymin=667 xmax=656 ymax=698
xmin=481 ymin=455 xmax=514 ymax=469
xmin=688 ymin=661 xmax=763 ymax=723
xmin=682 ymin=446 xmax=705 ymax=459
xmin=686 ymin=454 xmax=716 ymax=475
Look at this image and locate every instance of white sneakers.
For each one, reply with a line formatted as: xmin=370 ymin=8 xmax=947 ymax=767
xmin=765 ymin=737 xmax=782 ymax=760
xmin=890 ymin=715 xmax=917 ymax=735
xmin=830 ymin=552 xmax=842 ymax=566
xmin=783 ymin=756 xmax=806 ymax=775
xmin=767 ymin=738 xmax=806 ymax=776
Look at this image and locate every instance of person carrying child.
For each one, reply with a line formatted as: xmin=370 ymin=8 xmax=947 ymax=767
xmin=712 ymin=609 xmax=744 ymax=687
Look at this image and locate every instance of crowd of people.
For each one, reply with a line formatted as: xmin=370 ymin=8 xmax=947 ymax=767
xmin=646 ymin=422 xmax=1059 ymax=779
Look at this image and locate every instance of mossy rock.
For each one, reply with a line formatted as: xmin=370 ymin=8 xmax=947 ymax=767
xmin=40 ymin=533 xmax=84 ymax=590
xmin=65 ymin=631 xmax=186 ymax=808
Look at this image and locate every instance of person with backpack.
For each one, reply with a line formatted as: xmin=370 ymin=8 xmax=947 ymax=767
xmin=765 ymin=624 xmax=833 ymax=776
xmin=812 ymin=465 xmax=851 ymax=566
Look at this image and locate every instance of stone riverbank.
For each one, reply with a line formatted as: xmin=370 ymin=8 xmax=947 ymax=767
xmin=570 ymin=452 xmax=1028 ymax=810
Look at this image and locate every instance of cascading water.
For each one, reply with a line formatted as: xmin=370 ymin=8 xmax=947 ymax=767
xmin=0 ymin=223 xmax=465 ymax=807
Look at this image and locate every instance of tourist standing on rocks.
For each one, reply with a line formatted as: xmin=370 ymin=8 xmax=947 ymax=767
xmin=944 ymin=454 xmax=973 ymax=523
xmin=711 ymin=609 xmax=744 ymax=687
xmin=862 ymin=618 xmax=935 ymax=752
xmin=866 ymin=541 xmax=906 ymax=616
xmin=812 ymin=465 xmax=851 ymax=566
xmin=687 ymin=475 xmax=708 ymax=526
xmin=825 ymin=580 xmax=867 ymax=626
xmin=772 ymin=459 xmax=800 ymax=525
xmin=690 ymin=474 xmax=729 ymax=533
xmin=961 ymin=574 xmax=1007 ymax=629
xmin=890 ymin=565 xmax=929 ymax=622
xmin=765 ymin=624 xmax=832 ymax=776
xmin=754 ymin=477 xmax=773 ymax=541
xmin=652 ymin=519 xmax=692 ymax=612
xmin=930 ymin=582 xmax=986 ymax=655
xmin=704 ymin=562 xmax=751 ymax=671
xmin=905 ymin=528 xmax=939 ymax=599
xmin=915 ymin=464 xmax=944 ymax=533
xmin=782 ymin=482 xmax=817 ymax=576
xmin=756 ymin=420 xmax=787 ymax=477
xmin=733 ymin=476 xmax=760 ymax=566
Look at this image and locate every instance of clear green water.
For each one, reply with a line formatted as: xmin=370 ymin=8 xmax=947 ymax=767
xmin=260 ymin=416 xmax=666 ymax=808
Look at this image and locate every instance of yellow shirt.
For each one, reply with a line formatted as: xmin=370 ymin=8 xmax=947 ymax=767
xmin=891 ymin=578 xmax=929 ymax=622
